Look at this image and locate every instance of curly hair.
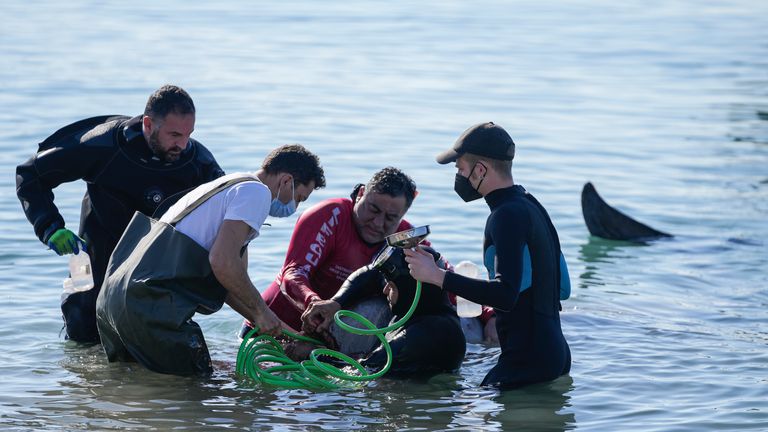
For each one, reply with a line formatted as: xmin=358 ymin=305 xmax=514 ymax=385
xmin=364 ymin=167 xmax=417 ymax=209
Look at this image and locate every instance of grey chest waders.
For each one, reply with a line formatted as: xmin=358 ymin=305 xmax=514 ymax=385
xmin=96 ymin=176 xmax=256 ymax=376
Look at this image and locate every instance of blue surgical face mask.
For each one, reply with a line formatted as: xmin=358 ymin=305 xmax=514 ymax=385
xmin=269 ymin=180 xmax=297 ymax=218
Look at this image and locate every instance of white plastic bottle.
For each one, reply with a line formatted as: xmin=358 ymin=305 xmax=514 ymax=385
xmin=453 ymin=260 xmax=482 ymax=318
xmin=62 ymin=250 xmax=94 ymax=295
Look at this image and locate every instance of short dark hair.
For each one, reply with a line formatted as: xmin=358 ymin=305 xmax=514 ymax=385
xmin=262 ymin=144 xmax=326 ymax=189
xmin=365 ymin=167 xmax=417 ymax=209
xmin=144 ymin=85 xmax=196 ymax=120
xmin=464 ymin=153 xmax=513 ymax=179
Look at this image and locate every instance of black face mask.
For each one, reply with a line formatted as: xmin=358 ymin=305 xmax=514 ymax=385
xmin=453 ymin=163 xmax=485 ymax=202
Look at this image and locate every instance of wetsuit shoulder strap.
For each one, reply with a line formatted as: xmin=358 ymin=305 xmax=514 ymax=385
xmin=168 ymin=176 xmax=258 ymax=226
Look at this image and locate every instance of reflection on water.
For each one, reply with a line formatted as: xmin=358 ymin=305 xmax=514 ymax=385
xmin=577 ymin=236 xmax=646 ymax=287
xmin=578 ymin=236 xmax=646 ymax=263
xmin=489 ymin=376 xmax=575 ymax=431
xmin=2 ymin=0 xmax=768 ymax=430
xmin=35 ymin=345 xmax=576 ymax=430
xmin=26 ymin=342 xmax=575 ymax=430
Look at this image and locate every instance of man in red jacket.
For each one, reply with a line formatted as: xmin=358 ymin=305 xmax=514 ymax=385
xmin=239 ymin=167 xmax=422 ymax=336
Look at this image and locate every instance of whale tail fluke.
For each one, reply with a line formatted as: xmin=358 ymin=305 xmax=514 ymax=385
xmin=581 ymin=182 xmax=672 ymax=242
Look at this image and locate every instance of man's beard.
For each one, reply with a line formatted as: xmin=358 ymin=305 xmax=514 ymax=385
xmin=148 ymin=131 xmax=183 ymax=162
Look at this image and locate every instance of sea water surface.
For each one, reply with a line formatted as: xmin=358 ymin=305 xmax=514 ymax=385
xmin=1 ymin=1 xmax=767 ymax=430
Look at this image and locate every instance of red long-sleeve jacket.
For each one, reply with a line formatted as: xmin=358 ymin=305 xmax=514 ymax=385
xmin=262 ymin=198 xmax=419 ymax=330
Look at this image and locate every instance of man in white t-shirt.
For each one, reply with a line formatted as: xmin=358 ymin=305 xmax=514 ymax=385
xmin=96 ymin=144 xmax=326 ymax=376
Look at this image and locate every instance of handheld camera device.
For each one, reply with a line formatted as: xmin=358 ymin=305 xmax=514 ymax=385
xmin=385 ymin=225 xmax=430 ymax=248
xmin=372 ymin=225 xmax=437 ymax=283
xmin=333 ymin=225 xmax=445 ymax=323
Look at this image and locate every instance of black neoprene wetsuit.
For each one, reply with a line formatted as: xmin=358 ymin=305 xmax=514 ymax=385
xmin=333 ymin=247 xmax=466 ymax=377
xmin=16 ymin=115 xmax=224 ymax=342
xmin=442 ymin=185 xmax=571 ymax=389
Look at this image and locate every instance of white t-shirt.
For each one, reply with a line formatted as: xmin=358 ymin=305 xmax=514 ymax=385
xmin=159 ymin=172 xmax=271 ymax=251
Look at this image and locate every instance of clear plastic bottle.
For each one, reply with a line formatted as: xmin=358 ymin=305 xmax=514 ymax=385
xmin=453 ymin=260 xmax=482 ymax=318
xmin=62 ymin=250 xmax=94 ymax=295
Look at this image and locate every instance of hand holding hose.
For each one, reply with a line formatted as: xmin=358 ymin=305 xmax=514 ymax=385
xmin=251 ymin=304 xmax=290 ymax=337
xmin=301 ymin=299 xmax=341 ymax=334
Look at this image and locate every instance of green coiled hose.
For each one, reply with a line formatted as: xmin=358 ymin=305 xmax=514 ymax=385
xmin=236 ymin=281 xmax=421 ymax=390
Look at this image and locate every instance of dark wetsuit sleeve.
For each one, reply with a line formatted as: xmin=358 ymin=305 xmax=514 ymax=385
xmin=208 ymin=163 xmax=225 ymax=181
xmin=197 ymin=144 xmax=225 ymax=181
xmin=330 ymin=265 xmax=383 ymax=307
xmin=279 ymin=203 xmax=341 ymax=310
xmin=16 ymin=126 xmax=110 ymax=244
xmin=443 ymin=205 xmax=528 ymax=312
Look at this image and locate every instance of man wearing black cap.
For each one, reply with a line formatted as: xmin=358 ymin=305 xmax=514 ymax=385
xmin=404 ymin=122 xmax=571 ymax=389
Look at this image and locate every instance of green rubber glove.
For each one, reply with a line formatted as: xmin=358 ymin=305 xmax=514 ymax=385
xmin=47 ymin=228 xmax=85 ymax=256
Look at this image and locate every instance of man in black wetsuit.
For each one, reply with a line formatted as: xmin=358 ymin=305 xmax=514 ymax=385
xmin=16 ymin=85 xmax=225 ymax=343
xmin=405 ymin=122 xmax=571 ymax=389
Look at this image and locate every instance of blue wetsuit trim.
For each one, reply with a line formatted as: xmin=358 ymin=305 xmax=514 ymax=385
xmin=485 ymin=245 xmax=571 ymax=300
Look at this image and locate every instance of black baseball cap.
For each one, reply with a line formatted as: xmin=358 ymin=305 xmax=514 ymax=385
xmin=436 ymin=122 xmax=515 ymax=164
